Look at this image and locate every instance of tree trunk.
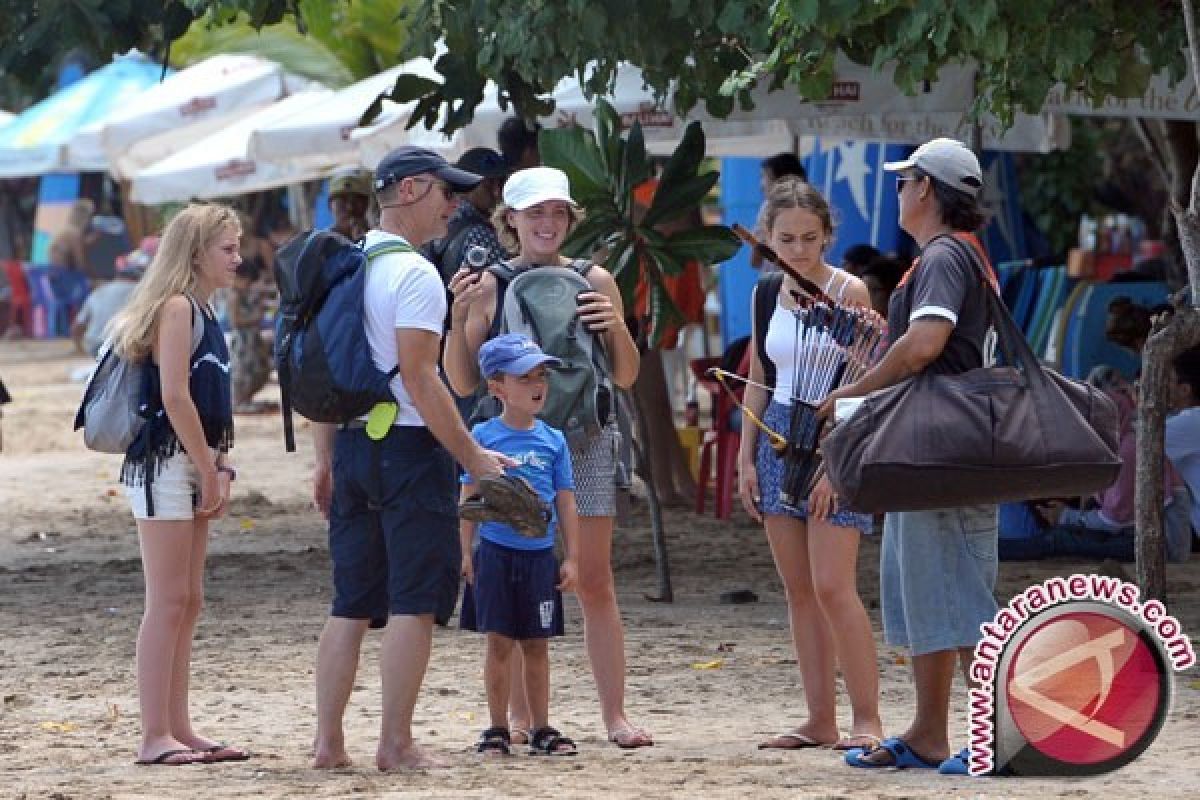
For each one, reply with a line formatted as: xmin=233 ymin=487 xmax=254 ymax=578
xmin=622 ymin=389 xmax=673 ymax=602
xmin=632 ymin=348 xmax=697 ymax=506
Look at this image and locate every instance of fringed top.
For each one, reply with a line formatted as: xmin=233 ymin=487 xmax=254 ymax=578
xmin=120 ymin=301 xmax=234 ymax=487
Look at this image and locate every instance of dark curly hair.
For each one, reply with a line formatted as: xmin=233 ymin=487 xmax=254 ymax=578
xmin=915 ymin=168 xmax=988 ymax=232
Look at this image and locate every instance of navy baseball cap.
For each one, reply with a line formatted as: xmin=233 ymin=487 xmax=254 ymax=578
xmin=479 ymin=333 xmax=562 ymax=378
xmin=373 ymin=145 xmax=483 ymax=193
xmin=456 ymin=147 xmax=510 ymax=178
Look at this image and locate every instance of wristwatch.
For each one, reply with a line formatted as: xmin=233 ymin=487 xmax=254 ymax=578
xmin=216 ymin=464 xmax=238 ymax=481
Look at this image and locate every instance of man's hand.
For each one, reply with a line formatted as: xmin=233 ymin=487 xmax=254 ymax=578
xmin=461 ymin=554 xmax=474 ymax=585
xmin=817 ymin=386 xmax=850 ymax=421
xmin=467 ymin=448 xmax=517 ymax=481
xmin=313 ymin=461 xmax=333 ymax=519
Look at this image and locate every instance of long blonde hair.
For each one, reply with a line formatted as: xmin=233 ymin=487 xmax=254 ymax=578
xmin=110 ymin=204 xmax=241 ymax=362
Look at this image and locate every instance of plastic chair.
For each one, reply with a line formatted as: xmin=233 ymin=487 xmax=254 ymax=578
xmin=1 ymin=260 xmax=31 ymax=336
xmin=691 ymin=349 xmax=749 ymax=519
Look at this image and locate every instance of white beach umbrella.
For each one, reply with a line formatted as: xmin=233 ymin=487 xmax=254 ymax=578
xmin=67 ymin=53 xmax=308 ymax=178
xmin=247 ymin=58 xmax=441 ymax=166
xmin=131 ymin=90 xmax=334 ymax=204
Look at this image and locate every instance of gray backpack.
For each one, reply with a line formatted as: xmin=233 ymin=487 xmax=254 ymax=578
xmin=482 ymin=261 xmax=613 ymax=445
xmin=74 ymin=297 xmax=204 ymax=453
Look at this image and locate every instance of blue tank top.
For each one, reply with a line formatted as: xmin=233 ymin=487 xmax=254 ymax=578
xmin=121 ymin=298 xmax=234 ymax=487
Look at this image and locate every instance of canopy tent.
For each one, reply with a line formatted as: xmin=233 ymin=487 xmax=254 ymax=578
xmin=349 ymin=65 xmax=797 ymax=166
xmin=131 ymin=91 xmax=333 ymax=204
xmin=246 ymin=59 xmax=438 ymax=166
xmin=0 ymin=51 xmax=168 ymax=177
xmin=722 ymin=57 xmax=1067 ymax=152
xmin=1043 ymin=66 xmax=1200 ymax=120
xmin=344 ymin=59 xmax=1065 ymax=167
xmin=67 ymin=53 xmax=310 ymax=179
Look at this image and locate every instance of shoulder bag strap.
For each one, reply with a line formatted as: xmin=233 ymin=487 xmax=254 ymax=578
xmin=934 ymin=234 xmax=1040 ymax=381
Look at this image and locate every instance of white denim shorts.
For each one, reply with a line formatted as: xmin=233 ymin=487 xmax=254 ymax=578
xmin=124 ymin=450 xmax=203 ymax=521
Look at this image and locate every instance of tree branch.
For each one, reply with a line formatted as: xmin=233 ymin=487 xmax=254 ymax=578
xmin=1182 ymin=0 xmax=1200 ymax=212
xmin=1131 ymin=118 xmax=1172 ymax=189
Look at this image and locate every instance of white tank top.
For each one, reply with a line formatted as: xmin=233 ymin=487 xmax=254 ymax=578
xmin=765 ymin=269 xmax=852 ymax=406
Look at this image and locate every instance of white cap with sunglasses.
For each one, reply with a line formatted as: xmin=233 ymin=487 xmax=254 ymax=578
xmin=884 ymin=138 xmax=983 ymax=197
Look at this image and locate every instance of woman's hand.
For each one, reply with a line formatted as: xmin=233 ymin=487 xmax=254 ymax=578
xmin=448 ymin=268 xmax=485 ymax=326
xmin=211 ymin=470 xmax=233 ymax=519
xmin=576 ymin=291 xmax=619 ymax=333
xmin=808 ymin=474 xmax=838 ymax=520
xmin=194 ymin=467 xmax=222 ymax=520
xmin=737 ymin=456 xmax=763 ymax=523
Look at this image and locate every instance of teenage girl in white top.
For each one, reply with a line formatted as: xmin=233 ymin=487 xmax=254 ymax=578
xmin=736 ymin=177 xmax=884 ymax=752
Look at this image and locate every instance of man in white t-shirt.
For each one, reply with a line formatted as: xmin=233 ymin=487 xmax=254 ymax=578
xmin=310 ymin=146 xmax=513 ymax=771
xmin=1166 ymin=345 xmax=1200 ymax=555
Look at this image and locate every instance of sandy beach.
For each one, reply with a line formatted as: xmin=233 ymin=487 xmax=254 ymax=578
xmin=2 ymin=338 xmax=1198 ymax=799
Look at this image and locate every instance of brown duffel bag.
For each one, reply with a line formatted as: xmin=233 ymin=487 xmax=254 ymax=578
xmin=822 ymin=243 xmax=1121 ymax=514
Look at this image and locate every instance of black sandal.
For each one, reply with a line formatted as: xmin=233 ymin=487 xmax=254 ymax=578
xmin=529 ymin=726 xmax=577 ymax=756
xmin=476 ymin=726 xmax=511 ymax=756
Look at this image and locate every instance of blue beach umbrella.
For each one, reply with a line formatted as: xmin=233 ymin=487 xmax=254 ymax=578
xmin=0 ymin=51 xmax=169 ymax=177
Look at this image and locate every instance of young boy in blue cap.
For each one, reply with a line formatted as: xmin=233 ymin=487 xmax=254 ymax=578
xmin=460 ymin=332 xmax=581 ymax=756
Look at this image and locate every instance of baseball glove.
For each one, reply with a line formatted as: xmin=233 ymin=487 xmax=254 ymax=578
xmin=459 ymin=473 xmax=552 ymax=538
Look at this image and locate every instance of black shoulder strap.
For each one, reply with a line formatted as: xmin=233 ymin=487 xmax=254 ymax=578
xmin=485 ymin=261 xmax=519 ymax=340
xmin=754 ymin=271 xmax=785 ymax=390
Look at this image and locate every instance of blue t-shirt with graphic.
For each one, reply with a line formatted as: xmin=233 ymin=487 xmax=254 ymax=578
xmin=462 ymin=417 xmax=575 ymax=550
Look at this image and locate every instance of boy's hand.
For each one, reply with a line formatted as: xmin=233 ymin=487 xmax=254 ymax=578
xmin=557 ymin=559 xmax=578 ymax=593
xmin=461 ymin=554 xmax=474 ymax=585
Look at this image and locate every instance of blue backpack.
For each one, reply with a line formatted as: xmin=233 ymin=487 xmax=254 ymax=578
xmin=273 ymin=230 xmax=414 ymax=451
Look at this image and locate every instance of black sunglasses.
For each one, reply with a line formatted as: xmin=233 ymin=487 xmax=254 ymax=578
xmin=411 ymin=177 xmax=455 ymax=201
xmin=896 ymin=174 xmax=925 ymax=195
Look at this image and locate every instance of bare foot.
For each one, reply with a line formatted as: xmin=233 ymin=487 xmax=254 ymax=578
xmin=377 ymin=744 xmax=451 ymax=771
xmin=756 ymin=722 xmax=838 ymax=750
xmin=312 ymin=746 xmax=353 ymax=769
xmin=608 ymin=724 xmax=654 ymax=749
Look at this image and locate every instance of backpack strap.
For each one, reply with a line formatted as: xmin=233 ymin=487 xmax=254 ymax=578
xmin=364 ymin=241 xmax=416 ymax=261
xmin=754 ymin=272 xmax=785 ymax=390
xmin=485 ymin=261 xmax=521 ymax=341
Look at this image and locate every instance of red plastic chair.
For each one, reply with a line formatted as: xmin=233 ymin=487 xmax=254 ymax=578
xmin=691 ymin=348 xmax=750 ymax=519
xmin=1 ymin=260 xmax=32 ymax=336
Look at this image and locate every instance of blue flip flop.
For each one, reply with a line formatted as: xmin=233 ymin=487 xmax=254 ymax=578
xmin=845 ymin=736 xmax=939 ymax=769
xmin=938 ymin=747 xmax=971 ymax=775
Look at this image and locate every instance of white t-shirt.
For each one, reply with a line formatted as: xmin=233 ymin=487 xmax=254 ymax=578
xmin=361 ymin=229 xmax=447 ymax=426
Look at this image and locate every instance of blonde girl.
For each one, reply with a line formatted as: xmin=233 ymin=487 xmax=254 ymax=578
xmin=109 ymin=204 xmax=246 ymax=766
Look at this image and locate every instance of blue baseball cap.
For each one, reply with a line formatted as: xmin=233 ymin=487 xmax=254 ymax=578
xmin=479 ymin=333 xmax=561 ymax=378
xmin=374 ymin=145 xmax=483 ymax=193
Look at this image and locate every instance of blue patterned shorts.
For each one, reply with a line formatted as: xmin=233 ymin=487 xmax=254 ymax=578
xmin=754 ymin=400 xmax=873 ymax=533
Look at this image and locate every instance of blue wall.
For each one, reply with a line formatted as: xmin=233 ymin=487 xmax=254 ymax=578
xmin=718 ymin=142 xmax=1030 ymax=347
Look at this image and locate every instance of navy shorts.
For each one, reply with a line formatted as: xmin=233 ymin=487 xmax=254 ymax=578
xmin=460 ymin=539 xmax=565 ymax=640
xmin=328 ymin=426 xmax=460 ymax=622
